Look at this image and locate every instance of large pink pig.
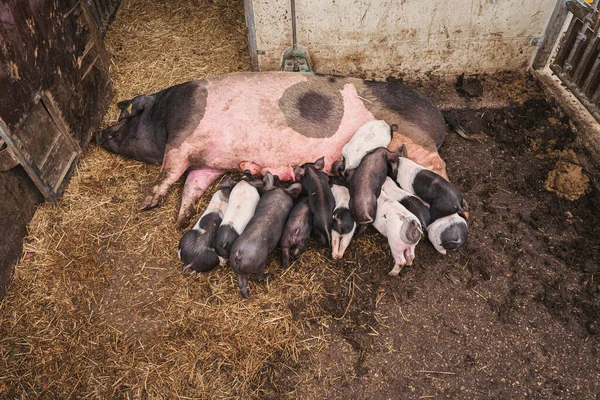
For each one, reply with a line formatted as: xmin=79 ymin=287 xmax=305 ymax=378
xmin=97 ymin=72 xmax=451 ymax=227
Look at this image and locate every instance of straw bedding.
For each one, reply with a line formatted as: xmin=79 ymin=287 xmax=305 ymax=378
xmin=0 ymin=0 xmax=340 ymax=397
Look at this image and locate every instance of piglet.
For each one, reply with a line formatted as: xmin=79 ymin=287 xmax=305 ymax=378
xmin=426 ymin=213 xmax=468 ymax=254
xmin=230 ymin=172 xmax=302 ymax=298
xmin=373 ymin=191 xmax=423 ymax=276
xmin=381 ymin=177 xmax=431 ymax=229
xmin=395 ymin=153 xmax=468 ymax=222
xmin=214 ymin=175 xmax=263 ymax=262
xmin=293 ymin=157 xmax=335 ymax=247
xmin=331 ymin=184 xmax=356 ymax=260
xmin=279 ymin=197 xmax=313 ymax=269
xmin=348 ymin=147 xmax=401 ymax=226
xmin=178 ymin=189 xmax=229 ymax=275
xmin=342 ymin=120 xmax=394 ymax=172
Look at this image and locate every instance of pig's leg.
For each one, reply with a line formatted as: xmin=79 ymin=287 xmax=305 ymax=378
xmin=281 ymin=247 xmax=291 ymax=269
xmin=140 ymin=156 xmax=190 ymax=211
xmin=177 ymin=168 xmax=226 ymax=228
xmin=389 ymin=263 xmax=404 ymax=276
xmin=238 ymin=274 xmax=249 ymax=298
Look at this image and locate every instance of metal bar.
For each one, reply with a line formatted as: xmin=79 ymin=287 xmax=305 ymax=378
xmin=572 ymin=33 xmax=597 ymax=83
xmin=550 ymin=64 xmax=600 ymax=122
xmin=243 ymin=0 xmax=259 ymax=71
xmin=581 ymin=48 xmax=600 ymax=93
xmin=554 ymin=17 xmax=581 ymax=67
xmin=564 ymin=19 xmax=593 ymax=74
xmin=533 ymin=0 xmax=570 ymax=69
xmin=291 ymin=0 xmax=297 ymax=50
xmin=591 ymin=80 xmax=600 ymax=102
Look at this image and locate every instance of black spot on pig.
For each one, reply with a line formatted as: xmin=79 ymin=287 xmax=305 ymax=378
xmin=215 ymin=224 xmax=239 ymax=259
xmin=439 ymin=220 xmax=468 ymax=250
xmin=399 ymin=197 xmax=431 ymax=229
xmin=97 ymin=80 xmax=208 ymax=164
xmin=332 ymin=208 xmax=354 ymax=235
xmin=279 ymin=80 xmax=344 ymax=138
xmin=413 ymin=170 xmax=466 ymax=221
xmin=298 ymin=92 xmax=332 ymax=123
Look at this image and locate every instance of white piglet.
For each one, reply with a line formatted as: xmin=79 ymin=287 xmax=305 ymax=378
xmin=331 ymin=184 xmax=356 ymax=260
xmin=214 ymin=177 xmax=263 ymax=264
xmin=341 ymin=120 xmax=393 ymax=172
xmin=373 ymin=191 xmax=423 ymax=276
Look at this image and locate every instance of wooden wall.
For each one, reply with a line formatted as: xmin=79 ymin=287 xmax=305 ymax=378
xmin=0 ymin=0 xmax=114 ymax=297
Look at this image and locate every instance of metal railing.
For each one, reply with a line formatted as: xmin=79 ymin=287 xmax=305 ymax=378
xmin=549 ymin=0 xmax=600 ymax=121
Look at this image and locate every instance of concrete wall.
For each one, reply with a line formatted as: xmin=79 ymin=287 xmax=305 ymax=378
xmin=250 ymin=0 xmax=557 ymax=78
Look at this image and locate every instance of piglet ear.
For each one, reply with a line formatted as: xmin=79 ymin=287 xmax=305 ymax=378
xmin=218 ymin=176 xmax=238 ymax=190
xmin=330 ymin=159 xmax=345 ymax=176
xmin=247 ymin=179 xmax=264 ymax=193
xmin=398 ymin=144 xmax=407 ymax=158
xmin=387 ymin=151 xmax=401 ymax=178
xmin=406 ymin=219 xmax=422 ymax=244
xmin=117 ymin=100 xmax=131 ymax=110
xmin=293 ymin=165 xmax=305 ymax=181
xmin=284 ymin=183 xmax=303 ymax=199
xmin=263 ymin=171 xmax=275 ymax=192
xmin=314 ymin=157 xmax=325 ymax=170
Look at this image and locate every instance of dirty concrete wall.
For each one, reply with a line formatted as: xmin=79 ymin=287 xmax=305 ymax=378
xmin=0 ymin=0 xmax=114 ymax=298
xmin=250 ymin=0 xmax=557 ymax=77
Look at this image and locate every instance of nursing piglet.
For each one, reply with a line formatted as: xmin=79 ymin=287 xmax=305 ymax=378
xmin=293 ymin=157 xmax=335 ymax=247
xmin=214 ymin=175 xmax=263 ymax=262
xmin=279 ymin=197 xmax=312 ymax=269
xmin=373 ymin=191 xmax=422 ymax=276
xmin=230 ymin=172 xmax=302 ymax=298
xmin=427 ymin=213 xmax=468 ymax=254
xmin=331 ymin=184 xmax=356 ymax=260
xmin=342 ymin=120 xmax=394 ymax=172
xmin=381 ymin=177 xmax=431 ymax=229
xmin=348 ymin=147 xmax=401 ymax=225
xmin=178 ymin=189 xmax=229 ymax=275
xmin=395 ymin=155 xmax=468 ymax=221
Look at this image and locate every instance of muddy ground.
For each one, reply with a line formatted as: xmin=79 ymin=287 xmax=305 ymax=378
xmin=286 ymin=81 xmax=600 ymax=399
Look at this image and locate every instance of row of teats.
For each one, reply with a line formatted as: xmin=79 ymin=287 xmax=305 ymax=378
xmin=178 ymin=120 xmax=469 ymax=298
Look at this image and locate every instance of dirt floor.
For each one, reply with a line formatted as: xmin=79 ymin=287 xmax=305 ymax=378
xmin=1 ymin=1 xmax=599 ymax=399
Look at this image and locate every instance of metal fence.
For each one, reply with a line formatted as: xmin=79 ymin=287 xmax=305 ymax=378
xmin=549 ymin=0 xmax=600 ymax=121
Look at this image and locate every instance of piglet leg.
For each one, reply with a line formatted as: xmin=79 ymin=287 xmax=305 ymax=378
xmin=177 ymin=168 xmax=226 ymax=228
xmin=281 ymin=247 xmax=291 ymax=269
xmin=388 ymin=263 xmax=403 ymax=276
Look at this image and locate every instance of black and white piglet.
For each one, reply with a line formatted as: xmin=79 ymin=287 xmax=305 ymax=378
xmin=178 ymin=189 xmax=229 ymax=275
xmin=331 ymin=183 xmax=356 ymax=260
xmin=381 ymin=177 xmax=431 ymax=229
xmin=279 ymin=197 xmax=313 ymax=269
xmin=395 ymin=151 xmax=468 ymax=221
xmin=426 ymin=213 xmax=468 ymax=254
xmin=342 ymin=120 xmax=394 ymax=172
xmin=214 ymin=175 xmax=263 ymax=262
xmin=293 ymin=157 xmax=335 ymax=247
xmin=348 ymin=147 xmax=401 ymax=226
xmin=230 ymin=172 xmax=302 ymax=298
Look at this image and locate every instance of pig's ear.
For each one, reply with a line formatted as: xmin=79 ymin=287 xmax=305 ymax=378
xmin=247 ymin=179 xmax=264 ymax=193
xmin=458 ymin=199 xmax=469 ymax=220
xmin=293 ymin=165 xmax=305 ymax=181
xmin=330 ymin=159 xmax=345 ymax=176
xmin=218 ymin=176 xmax=238 ymax=190
xmin=386 ymin=151 xmax=401 ymax=177
xmin=314 ymin=157 xmax=325 ymax=170
xmin=284 ymin=183 xmax=303 ymax=199
xmin=117 ymin=100 xmax=131 ymax=110
xmin=263 ymin=172 xmax=275 ymax=192
xmin=398 ymin=144 xmax=407 ymax=158
xmin=406 ymin=219 xmax=422 ymax=244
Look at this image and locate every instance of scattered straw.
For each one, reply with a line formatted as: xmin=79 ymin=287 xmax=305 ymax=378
xmin=0 ymin=0 xmax=333 ymax=398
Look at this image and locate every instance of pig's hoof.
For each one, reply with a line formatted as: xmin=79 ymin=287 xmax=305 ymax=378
xmin=182 ymin=264 xmax=197 ymax=277
xmin=176 ymin=214 xmax=192 ymax=230
xmin=239 ymin=288 xmax=249 ymax=298
xmin=140 ymin=194 xmax=163 ymax=210
xmin=256 ymin=272 xmax=272 ymax=282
